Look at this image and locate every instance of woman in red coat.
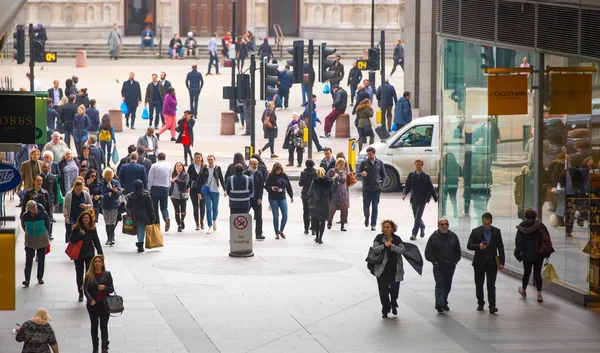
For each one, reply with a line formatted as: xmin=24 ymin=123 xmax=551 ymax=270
xmin=176 ymin=110 xmax=195 ymax=166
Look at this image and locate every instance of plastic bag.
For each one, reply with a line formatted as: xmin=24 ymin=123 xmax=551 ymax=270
xmin=112 ymin=146 xmax=120 ymax=165
xmin=323 ymin=81 xmax=330 ymax=94
xmin=391 ymin=122 xmax=398 ymax=132
xmin=141 ymin=107 xmax=149 ymax=120
xmin=120 ymin=101 xmax=128 ymax=114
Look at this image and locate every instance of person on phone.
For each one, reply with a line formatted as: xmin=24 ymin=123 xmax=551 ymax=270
xmin=15 ymin=308 xmax=59 ymax=353
xmin=424 ymin=218 xmax=461 ymax=313
xmin=83 ymin=255 xmax=114 ymax=353
xmin=169 ymin=161 xmax=190 ymax=232
xmin=467 ymin=212 xmax=505 ymax=313
xmin=264 ymin=162 xmax=293 ymax=239
xmin=63 ymin=179 xmax=93 ymax=243
xmin=70 ymin=211 xmax=103 ymax=302
xmin=195 ymin=155 xmax=226 ymax=234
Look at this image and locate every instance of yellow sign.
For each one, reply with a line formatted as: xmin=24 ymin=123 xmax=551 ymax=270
xmin=550 ymin=74 xmax=592 ymax=115
xmin=487 ymin=75 xmax=528 ymax=115
xmin=348 ymin=138 xmax=357 ymax=171
xmin=0 ymin=231 xmax=15 ymax=310
xmin=357 ymin=59 xmax=368 ymax=71
xmin=45 ymin=52 xmax=57 ymax=63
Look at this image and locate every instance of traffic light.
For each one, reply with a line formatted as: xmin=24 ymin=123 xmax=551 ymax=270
xmin=260 ymin=59 xmax=279 ymax=100
xmin=286 ymin=40 xmax=304 ymax=83
xmin=319 ymin=42 xmax=336 ymax=83
xmin=237 ymin=74 xmax=250 ymax=100
xmin=13 ymin=26 xmax=25 ymax=65
xmin=32 ymin=39 xmax=45 ymax=63
xmin=367 ymin=48 xmax=380 ymax=70
xmin=480 ymin=45 xmax=494 ymax=70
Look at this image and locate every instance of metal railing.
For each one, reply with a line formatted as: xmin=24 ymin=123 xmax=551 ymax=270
xmin=273 ymin=24 xmax=284 ymax=59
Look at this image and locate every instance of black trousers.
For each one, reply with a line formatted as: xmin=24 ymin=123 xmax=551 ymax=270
xmin=87 ymin=302 xmax=110 ymax=350
xmin=24 ymin=247 xmax=46 ymax=282
xmin=377 ymin=271 xmax=400 ymax=314
xmin=262 ymin=137 xmax=275 ymax=155
xmin=350 ymin=84 xmax=357 ymax=103
xmin=149 ymin=101 xmax=162 ymax=128
xmin=301 ymin=197 xmax=311 ymax=231
xmin=75 ymin=257 xmax=92 ymax=294
xmin=309 ymin=127 xmax=323 ymax=151
xmin=312 ymin=218 xmax=326 ymax=241
xmin=171 ymin=198 xmax=187 ymax=227
xmin=250 ymin=198 xmax=263 ymax=236
xmin=362 ymin=188 xmax=381 ymax=227
xmin=190 ymin=188 xmax=206 ymax=227
xmin=474 ymin=263 xmax=498 ymax=307
xmin=522 ymin=258 xmax=544 ymax=292
xmin=288 ymin=146 xmax=304 ymax=166
xmin=125 ymin=105 xmax=137 ymax=127
xmin=105 ymin=224 xmax=116 ymax=242
xmin=278 ymin=88 xmax=290 ymax=108
xmin=183 ymin=145 xmax=193 ymax=165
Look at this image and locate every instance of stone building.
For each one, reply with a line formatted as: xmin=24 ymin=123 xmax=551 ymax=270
xmin=16 ymin=0 xmax=404 ymax=41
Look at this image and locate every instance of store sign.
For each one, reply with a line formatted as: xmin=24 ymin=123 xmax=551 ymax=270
xmin=550 ymin=74 xmax=592 ymax=115
xmin=0 ymin=164 xmax=21 ymax=193
xmin=487 ymin=75 xmax=528 ymax=115
xmin=0 ymin=94 xmax=36 ymax=143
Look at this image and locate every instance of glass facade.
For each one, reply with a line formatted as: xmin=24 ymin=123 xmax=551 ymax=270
xmin=440 ymin=38 xmax=600 ymax=297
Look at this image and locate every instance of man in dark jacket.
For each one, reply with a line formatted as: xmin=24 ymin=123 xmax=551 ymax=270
xmin=357 ymin=147 xmax=386 ymax=231
xmin=87 ymin=136 xmax=105 ymax=169
xmin=121 ymin=72 xmax=142 ymax=129
xmin=352 ymin=85 xmax=371 ymax=115
xmin=425 ymin=218 xmax=461 ymax=313
xmin=277 ymin=65 xmax=293 ymax=110
xmin=118 ymin=152 xmax=147 ymax=194
xmin=244 ymin=158 xmax=265 ymax=239
xmin=394 ymin=91 xmax=412 ymax=130
xmin=298 ymin=159 xmax=317 ymax=235
xmin=402 ymin=158 xmax=438 ymax=240
xmin=327 ymin=55 xmax=344 ymax=98
xmin=117 ymin=145 xmax=137 ymax=175
xmin=347 ymin=60 xmax=362 ymax=106
xmin=145 ymin=73 xmax=165 ymax=128
xmin=40 ymin=162 xmax=58 ymax=226
xmin=258 ymin=38 xmax=273 ymax=62
xmin=467 ymin=212 xmax=505 ymax=313
xmin=375 ymin=78 xmax=398 ymax=131
xmin=46 ymin=101 xmax=59 ymax=134
xmin=59 ymin=94 xmax=77 ymax=148
xmin=186 ymin=64 xmax=204 ymax=119
xmin=319 ymin=148 xmax=336 ymax=173
xmin=226 ymin=164 xmax=251 ymax=214
xmin=390 ymin=39 xmax=404 ymax=76
xmin=321 ymin=85 xmax=348 ymax=138
xmin=136 ymin=145 xmax=153 ymax=174
xmin=48 ymin=80 xmax=63 ymax=106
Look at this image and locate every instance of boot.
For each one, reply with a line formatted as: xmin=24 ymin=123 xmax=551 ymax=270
xmin=136 ymin=242 xmax=145 ymax=253
xmin=341 ymin=223 xmax=347 ymax=232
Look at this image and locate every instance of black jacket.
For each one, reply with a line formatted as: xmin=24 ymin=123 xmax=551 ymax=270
xmin=467 ymin=226 xmax=506 ymax=268
xmin=175 ymin=118 xmax=195 ymax=146
xmin=328 ymin=62 xmax=344 ymax=85
xmin=320 ymin=157 xmax=336 ymax=173
xmin=21 ymin=188 xmax=52 ymax=217
xmin=187 ymin=163 xmax=204 ymax=190
xmin=308 ymin=177 xmax=333 ymax=221
xmin=353 ymin=89 xmax=371 ymax=115
xmin=332 ymin=87 xmax=348 ymax=112
xmin=299 ymin=166 xmax=317 ymax=198
xmin=357 ymin=158 xmax=386 ymax=191
xmin=264 ymin=173 xmax=293 ymax=200
xmin=393 ymin=43 xmax=404 ymax=61
xmin=186 ymin=70 xmax=204 ymax=90
xmin=145 ymin=82 xmax=165 ymax=104
xmin=59 ymin=102 xmax=77 ymax=125
xmin=48 ymin=87 xmax=64 ymax=101
xmin=425 ymin=230 xmax=461 ymax=264
xmin=70 ymin=225 xmax=103 ymax=260
xmin=121 ymin=79 xmax=142 ymax=106
xmin=126 ymin=190 xmax=155 ymax=225
xmin=514 ymin=220 xmax=547 ymax=262
xmin=76 ymin=94 xmax=90 ymax=109
xmin=77 ymin=155 xmax=99 ymax=171
xmin=83 ymin=270 xmax=114 ymax=303
xmin=40 ymin=172 xmax=58 ymax=205
xmin=243 ymin=168 xmax=264 ymax=200
xmin=402 ymin=171 xmax=438 ymax=205
xmin=137 ymin=157 xmax=152 ymax=174
xmin=347 ymin=67 xmax=363 ymax=87
xmin=196 ymin=165 xmax=226 ymax=191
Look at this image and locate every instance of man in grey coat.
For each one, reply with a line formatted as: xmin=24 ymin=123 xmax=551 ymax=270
xmin=137 ymin=127 xmax=159 ymax=164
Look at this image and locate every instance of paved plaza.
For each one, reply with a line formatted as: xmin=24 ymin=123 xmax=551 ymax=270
xmin=1 ymin=58 xmax=599 ymax=353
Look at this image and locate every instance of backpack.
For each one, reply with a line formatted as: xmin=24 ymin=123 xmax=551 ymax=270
xmin=99 ymin=129 xmax=111 ymax=142
xmin=537 ymin=225 xmax=555 ymax=257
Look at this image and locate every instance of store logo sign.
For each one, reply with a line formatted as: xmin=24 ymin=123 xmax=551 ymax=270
xmin=550 ymin=74 xmax=592 ymax=115
xmin=488 ymin=75 xmax=528 ymax=115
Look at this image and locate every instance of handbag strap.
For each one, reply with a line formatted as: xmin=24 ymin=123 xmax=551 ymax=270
xmin=23 ymin=323 xmax=40 ymax=349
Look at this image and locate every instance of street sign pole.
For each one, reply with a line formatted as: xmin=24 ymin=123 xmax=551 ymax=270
xmin=250 ymin=54 xmax=256 ymax=153
xmin=380 ymin=30 xmax=386 ymax=129
xmin=307 ymin=39 xmax=314 ymax=159
xmin=28 ymin=24 xmax=34 ymax=92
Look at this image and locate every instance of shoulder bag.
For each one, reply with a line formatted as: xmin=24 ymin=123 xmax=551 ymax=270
xmin=105 ymin=290 xmax=124 ymax=317
xmin=263 ymin=110 xmax=274 ymax=129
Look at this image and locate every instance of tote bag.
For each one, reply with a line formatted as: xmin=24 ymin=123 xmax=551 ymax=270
xmin=121 ymin=215 xmax=137 ymax=235
xmin=145 ymin=224 xmax=164 ymax=249
xmin=65 ymin=240 xmax=83 ymax=260
xmin=111 ymin=146 xmax=120 ymax=165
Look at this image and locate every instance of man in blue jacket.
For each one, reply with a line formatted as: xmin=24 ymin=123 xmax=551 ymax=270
xmin=375 ymin=77 xmax=398 ymax=132
xmin=185 ymin=64 xmax=204 ymax=119
xmin=394 ymin=91 xmax=412 ymax=131
xmin=226 ymin=164 xmax=251 ymax=214
xmin=302 ymin=94 xmax=323 ymax=152
xmin=277 ymin=65 xmax=293 ymax=110
xmin=118 ymin=152 xmax=147 ymax=194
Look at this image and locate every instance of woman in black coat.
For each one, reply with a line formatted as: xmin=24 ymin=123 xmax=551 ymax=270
xmin=175 ymin=111 xmax=195 ymax=166
xmin=308 ymin=167 xmax=333 ymax=244
xmin=225 ymin=152 xmax=248 ymax=181
xmin=126 ymin=179 xmax=155 ymax=252
xmin=83 ymin=254 xmax=114 ymax=353
xmin=69 ymin=210 xmax=103 ymax=302
xmin=259 ymin=101 xmax=278 ymax=158
xmin=298 ymin=160 xmax=317 ymax=235
xmin=85 ymin=169 xmax=102 ymax=223
xmin=187 ymin=152 xmax=206 ymax=230
xmin=514 ymin=209 xmax=549 ymax=303
xmin=77 ymin=145 xmax=99 ymax=172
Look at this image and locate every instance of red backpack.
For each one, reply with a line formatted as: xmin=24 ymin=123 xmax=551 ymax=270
xmin=537 ymin=225 xmax=555 ymax=257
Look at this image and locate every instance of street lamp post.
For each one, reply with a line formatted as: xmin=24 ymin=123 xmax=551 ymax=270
xmin=230 ymin=0 xmax=237 ymax=111
xmin=369 ymin=0 xmax=376 ymax=90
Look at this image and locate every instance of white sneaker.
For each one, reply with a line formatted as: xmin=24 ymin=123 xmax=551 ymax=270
xmin=213 ymin=221 xmax=217 ymax=231
xmin=207 ymin=227 xmax=213 ymax=234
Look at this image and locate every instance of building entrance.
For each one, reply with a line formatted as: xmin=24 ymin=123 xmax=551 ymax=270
xmin=125 ymin=0 xmax=155 ymax=36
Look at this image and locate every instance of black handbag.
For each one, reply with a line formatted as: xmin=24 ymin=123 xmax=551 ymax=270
xmin=365 ymin=246 xmax=384 ymax=264
xmin=375 ymin=125 xmax=390 ymax=140
xmin=105 ymin=290 xmax=124 ymax=317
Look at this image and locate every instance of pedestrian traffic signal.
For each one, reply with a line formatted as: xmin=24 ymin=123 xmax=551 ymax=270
xmin=32 ymin=39 xmax=45 ymax=63
xmin=260 ymin=59 xmax=279 ymax=100
xmin=367 ymin=48 xmax=380 ymax=71
xmin=286 ymin=40 xmax=304 ymax=83
xmin=13 ymin=26 xmax=25 ymax=65
xmin=319 ymin=42 xmax=336 ymax=83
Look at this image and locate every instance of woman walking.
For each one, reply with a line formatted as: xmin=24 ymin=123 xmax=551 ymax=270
xmin=63 ymin=179 xmax=93 ymax=243
xmin=21 ymin=175 xmax=52 ymax=219
xmin=299 ymin=160 xmax=317 ymax=235
xmin=15 ymin=308 xmax=59 ymax=353
xmin=175 ymin=110 xmax=195 ymax=166
xmin=196 ymin=155 xmax=225 ymax=234
xmin=308 ymin=167 xmax=333 ymax=244
xmin=372 ymin=220 xmax=406 ymax=318
xmin=84 ymin=169 xmax=102 ymax=222
xmin=170 ymin=162 xmax=190 ymax=232
xmin=126 ymin=179 xmax=155 ymax=252
xmin=73 ymin=105 xmax=91 ymax=156
xmin=187 ymin=153 xmax=206 ymax=230
xmin=58 ymin=150 xmax=80 ymax=197
xmin=515 ymin=209 xmax=550 ymax=303
xmin=70 ymin=211 xmax=103 ymax=302
xmin=107 ymin=23 xmax=122 ymax=60
xmin=356 ymin=97 xmax=374 ymax=151
xmin=83 ymin=255 xmax=114 ymax=353
xmin=20 ymin=200 xmax=51 ymax=287
xmin=97 ymin=115 xmax=116 ymax=167
xmin=78 ymin=145 xmax=100 ymax=172
xmin=225 ymin=152 xmax=247 ymax=181
xmin=157 ymin=87 xmax=178 ymax=141
xmin=258 ymin=101 xmax=278 ymax=158
xmin=264 ymin=162 xmax=294 ymax=239
xmin=100 ymin=168 xmax=122 ymax=245
xmin=326 ymin=158 xmax=349 ymax=231
xmin=283 ymin=112 xmax=307 ymax=167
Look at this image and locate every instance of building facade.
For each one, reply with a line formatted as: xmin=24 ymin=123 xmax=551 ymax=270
xmin=17 ymin=0 xmax=404 ymax=41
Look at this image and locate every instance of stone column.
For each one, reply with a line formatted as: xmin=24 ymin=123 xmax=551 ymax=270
xmin=418 ymin=0 xmax=437 ymax=116
xmin=27 ymin=4 xmax=39 ymax=25
xmin=75 ymin=4 xmax=87 ymax=25
xmin=51 ymin=3 xmax=64 ymax=25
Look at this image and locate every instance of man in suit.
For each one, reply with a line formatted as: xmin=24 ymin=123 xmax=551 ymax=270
xmin=117 ymin=152 xmax=147 ymax=194
xmin=159 ymin=72 xmax=172 ymax=125
xmin=467 ymin=212 xmax=505 ymax=314
xmin=117 ymin=145 xmax=137 ymax=176
xmin=87 ymin=135 xmax=105 ymax=170
xmin=47 ymin=80 xmax=63 ymax=106
xmin=144 ymin=73 xmax=165 ymax=128
xmin=121 ymin=72 xmax=142 ymax=129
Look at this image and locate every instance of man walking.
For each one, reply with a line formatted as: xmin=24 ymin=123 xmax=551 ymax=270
xmin=121 ymin=72 xmax=142 ymax=129
xmin=390 ymin=39 xmax=404 ymax=76
xmin=144 ymin=73 xmax=165 ymax=128
xmin=244 ymin=158 xmax=265 ymax=239
xmin=327 ymin=55 xmax=344 ymax=98
xmin=137 ymin=127 xmax=159 ymax=164
xmin=47 ymin=80 xmax=63 ymax=106
xmin=402 ymin=158 xmax=438 ymax=240
xmin=147 ymin=152 xmax=172 ymax=231
xmin=321 ymin=84 xmax=348 ymax=138
xmin=207 ymin=32 xmax=220 ymax=75
xmin=277 ymin=65 xmax=293 ymax=110
xmin=375 ymin=77 xmax=398 ymax=131
xmin=394 ymin=91 xmax=412 ymax=131
xmin=320 ymin=147 xmax=336 ymax=173
xmin=186 ymin=64 xmax=204 ymax=119
xmin=347 ymin=60 xmax=362 ymax=106
xmin=58 ymin=95 xmax=77 ymax=148
xmin=357 ymin=147 xmax=385 ymax=231
xmin=425 ymin=218 xmax=461 ymax=313
xmin=43 ymin=132 xmax=69 ymax=162
xmin=303 ymin=94 xmax=323 ymax=152
xmin=467 ymin=212 xmax=505 ymax=313
xmin=117 ymin=152 xmax=147 ymax=194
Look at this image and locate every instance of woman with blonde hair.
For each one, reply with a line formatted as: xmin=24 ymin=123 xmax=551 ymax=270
xmin=15 ymin=308 xmax=59 ymax=353
xmin=83 ymin=255 xmax=114 ymax=353
xmin=70 ymin=210 xmax=103 ymax=302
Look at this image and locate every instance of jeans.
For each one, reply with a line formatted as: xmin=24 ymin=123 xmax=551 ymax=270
xmin=100 ymin=141 xmax=113 ymax=165
xmin=433 ymin=263 xmax=456 ymax=306
xmin=250 ymin=198 xmax=263 ymax=236
xmin=208 ymin=52 xmax=219 ymax=74
xmin=64 ymin=129 xmax=72 ymax=148
xmin=475 ymin=263 xmax=498 ymax=307
xmin=522 ymin=259 xmax=543 ymax=292
xmin=136 ymin=221 xmax=146 ymax=243
xmin=287 ymin=146 xmax=304 ymax=166
xmin=24 ymin=247 xmax=46 ymax=282
xmin=170 ymin=47 xmax=184 ymax=57
xmin=75 ymin=257 xmax=92 ymax=294
xmin=362 ymin=188 xmax=381 ymax=226
xmin=262 ymin=137 xmax=275 ymax=155
xmin=150 ymin=186 xmax=169 ymax=224
xmin=268 ymin=199 xmax=288 ymax=234
xmin=301 ymin=83 xmax=308 ymax=105
xmin=278 ymin=88 xmax=290 ymax=109
xmin=87 ymin=301 xmax=110 ymax=350
xmin=349 ymin=85 xmax=357 ymax=104
xmin=75 ymin=137 xmax=86 ymax=157
xmin=141 ymin=38 xmax=154 ymax=49
xmin=323 ymin=109 xmax=345 ymax=135
xmin=203 ymin=190 xmax=220 ymax=227
xmin=171 ymin=198 xmax=187 ymax=227
xmin=125 ymin=104 xmax=137 ymax=127
xmin=190 ymin=188 xmax=205 ymax=226
xmin=189 ymin=88 xmax=200 ymax=117
xmin=411 ymin=203 xmax=426 ymax=236
xmin=149 ymin=101 xmax=162 ymax=128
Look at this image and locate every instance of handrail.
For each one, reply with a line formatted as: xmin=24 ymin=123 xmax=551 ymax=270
xmin=273 ymin=24 xmax=284 ymax=59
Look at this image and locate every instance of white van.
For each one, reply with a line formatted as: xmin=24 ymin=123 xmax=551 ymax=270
xmin=357 ymin=116 xmax=439 ymax=192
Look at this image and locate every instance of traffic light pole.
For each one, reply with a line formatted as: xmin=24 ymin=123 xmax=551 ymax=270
xmin=369 ymin=0 xmax=376 ymax=91
xmin=250 ymin=54 xmax=256 ymax=152
xmin=307 ymin=39 xmax=314 ymax=159
xmin=28 ymin=23 xmax=35 ymax=92
xmin=380 ymin=31 xmax=386 ymax=129
xmin=230 ymin=0 xmax=237 ymax=111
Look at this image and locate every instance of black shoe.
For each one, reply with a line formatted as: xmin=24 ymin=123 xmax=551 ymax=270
xmin=435 ymin=304 xmax=444 ymax=313
xmin=341 ymin=224 xmax=347 ymax=231
xmin=382 ymin=313 xmax=388 ymax=318
xmin=155 ymin=133 xmax=160 ymax=140
xmin=105 ymin=240 xmax=110 ymax=246
xmin=489 ymin=307 xmax=498 ymax=314
xmin=371 ymin=226 xmax=376 ymax=231
xmin=410 ymin=235 xmax=417 ymax=241
xmin=49 ymin=235 xmax=54 ymax=241
xmin=304 ymin=229 xmax=309 ymax=234
xmin=126 ymin=123 xmax=129 ymax=128
xmin=476 ymin=305 xmax=484 ymax=311
xmin=170 ymin=137 xmax=176 ymax=141
xmin=22 ymin=281 xmax=29 ymax=287
xmin=318 ymin=240 xmax=323 ymax=244
xmin=327 ymin=221 xmax=332 ymax=229
xmin=391 ymin=306 xmax=398 ymax=315
xmin=78 ymin=292 xmax=84 ymax=302
xmin=311 ymin=230 xmax=316 ymax=236
xmin=314 ymin=237 xmax=318 ymax=243
xmin=256 ymin=235 xmax=265 ymax=240
xmin=420 ymin=227 xmax=425 ymax=237
xmin=177 ymin=226 xmax=182 ymax=232
xmin=297 ymin=164 xmax=302 ymax=167
xmin=181 ymin=222 xmax=185 ymax=230
xmin=364 ymin=218 xmax=369 ymax=227
xmin=444 ymin=305 xmax=450 ymax=311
